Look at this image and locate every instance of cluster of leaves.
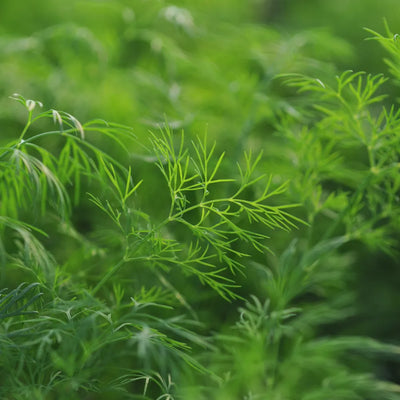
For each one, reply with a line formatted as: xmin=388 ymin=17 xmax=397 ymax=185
xmin=184 ymin=30 xmax=400 ymax=400
xmin=162 ymin=25 xmax=400 ymax=400
xmin=3 ymin=60 xmax=400 ymax=398
xmin=278 ymin=69 xmax=400 ymax=252
xmin=0 ymin=94 xmax=299 ymax=398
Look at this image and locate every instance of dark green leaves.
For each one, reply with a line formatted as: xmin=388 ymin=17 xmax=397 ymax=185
xmin=0 ymin=282 xmax=42 ymax=320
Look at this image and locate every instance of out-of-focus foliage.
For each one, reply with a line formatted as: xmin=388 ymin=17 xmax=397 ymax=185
xmin=0 ymin=0 xmax=350 ymax=140
xmin=260 ymin=0 xmax=400 ymax=71
xmin=1 ymin=0 xmax=400 ymax=399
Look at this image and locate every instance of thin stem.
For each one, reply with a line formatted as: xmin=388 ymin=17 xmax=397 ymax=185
xmin=92 ymin=217 xmax=172 ymax=296
xmin=92 ymin=259 xmax=126 ymax=295
xmin=18 ymin=110 xmax=33 ymax=143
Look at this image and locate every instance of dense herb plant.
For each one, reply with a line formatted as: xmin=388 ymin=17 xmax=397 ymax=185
xmin=178 ymin=30 xmax=400 ymax=399
xmin=1 ymin=0 xmax=400 ymax=397
xmin=279 ymin=69 xmax=400 ymax=253
xmin=0 ymin=95 xmax=298 ymax=398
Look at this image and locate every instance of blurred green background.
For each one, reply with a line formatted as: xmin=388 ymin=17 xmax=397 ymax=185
xmin=1 ymin=0 xmax=398 ymax=164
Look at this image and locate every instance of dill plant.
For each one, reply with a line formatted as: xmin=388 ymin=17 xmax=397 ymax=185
xmin=1 ymin=0 xmax=400 ymax=396
xmin=177 ymin=29 xmax=400 ymax=400
xmin=0 ymin=94 xmax=297 ymax=399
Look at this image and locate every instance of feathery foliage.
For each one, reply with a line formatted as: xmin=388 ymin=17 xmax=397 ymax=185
xmin=1 ymin=1 xmax=400 ymax=398
xmin=0 ymin=94 xmax=297 ymax=398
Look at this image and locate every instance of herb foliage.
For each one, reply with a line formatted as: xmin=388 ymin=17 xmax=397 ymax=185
xmin=1 ymin=2 xmax=400 ymax=399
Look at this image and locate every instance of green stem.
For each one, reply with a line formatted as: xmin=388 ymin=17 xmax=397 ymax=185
xmin=18 ymin=111 xmax=33 ymax=143
xmin=91 ymin=218 xmax=171 ymax=296
xmin=92 ymin=259 xmax=126 ymax=295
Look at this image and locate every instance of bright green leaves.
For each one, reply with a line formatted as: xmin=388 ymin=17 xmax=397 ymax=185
xmin=0 ymin=95 xmax=138 ymax=296
xmin=88 ymin=126 xmax=297 ymax=301
xmin=2 ymin=18 xmax=400 ymax=400
xmin=0 ymin=216 xmax=55 ymax=283
xmin=10 ymin=146 xmax=70 ymax=217
xmin=281 ymin=70 xmax=388 ymax=124
xmin=88 ymin=160 xmax=142 ymax=233
xmin=153 ymin=128 xmax=298 ymax=261
xmin=10 ymin=93 xmax=43 ymax=143
xmin=141 ymin=127 xmax=298 ymax=298
xmin=102 ymin=162 xmax=143 ymax=211
xmin=366 ymin=20 xmax=400 ymax=84
xmin=186 ymin=27 xmax=400 ymax=400
xmin=190 ymin=135 xmax=232 ymax=204
xmin=278 ymin=68 xmax=400 ymax=255
xmin=0 ymin=95 xmax=138 ymax=221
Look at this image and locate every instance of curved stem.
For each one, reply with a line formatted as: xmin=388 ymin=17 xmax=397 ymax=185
xmin=18 ymin=111 xmax=33 ymax=143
